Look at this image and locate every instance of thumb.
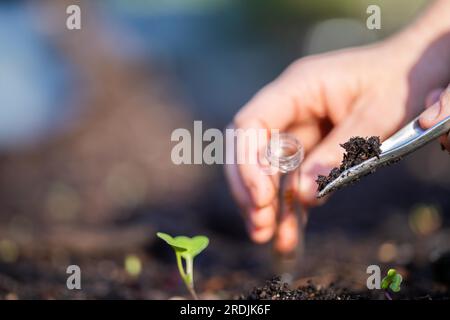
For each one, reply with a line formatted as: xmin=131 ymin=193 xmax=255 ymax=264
xmin=419 ymin=87 xmax=450 ymax=128
xmin=419 ymin=86 xmax=450 ymax=152
xmin=297 ymin=108 xmax=385 ymax=205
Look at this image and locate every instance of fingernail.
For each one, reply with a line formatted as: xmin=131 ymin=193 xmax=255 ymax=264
xmin=421 ymin=103 xmax=441 ymax=122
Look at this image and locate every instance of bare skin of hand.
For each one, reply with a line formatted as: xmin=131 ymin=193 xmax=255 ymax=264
xmin=420 ymin=85 xmax=450 ymax=151
xmin=225 ymin=26 xmax=450 ymax=253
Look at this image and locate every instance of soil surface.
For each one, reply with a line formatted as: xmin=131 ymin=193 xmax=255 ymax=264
xmin=316 ymin=136 xmax=382 ymax=191
xmin=242 ymin=273 xmax=450 ymax=300
xmin=242 ymin=277 xmax=360 ymax=300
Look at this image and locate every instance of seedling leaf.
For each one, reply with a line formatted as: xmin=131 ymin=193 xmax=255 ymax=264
xmin=387 ymin=269 xmax=396 ymax=277
xmin=179 ymin=235 xmax=209 ymax=259
xmin=381 ymin=276 xmax=390 ymax=289
xmin=381 ymin=268 xmax=402 ymax=293
xmin=156 ymin=232 xmax=187 ymax=252
xmin=156 ymin=232 xmax=209 ymax=299
xmin=389 ymin=274 xmax=402 ymax=292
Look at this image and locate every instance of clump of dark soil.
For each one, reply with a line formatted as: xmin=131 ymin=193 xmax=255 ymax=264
xmin=316 ymin=136 xmax=381 ymax=191
xmin=241 ymin=277 xmax=362 ymax=300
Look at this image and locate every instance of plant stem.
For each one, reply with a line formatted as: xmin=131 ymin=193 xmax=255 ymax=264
xmin=175 ymin=253 xmax=187 ymax=279
xmin=384 ymin=291 xmax=393 ymax=300
xmin=175 ymin=253 xmax=198 ymax=299
xmin=185 ymin=257 xmax=198 ymax=299
xmin=187 ymin=283 xmax=198 ymax=300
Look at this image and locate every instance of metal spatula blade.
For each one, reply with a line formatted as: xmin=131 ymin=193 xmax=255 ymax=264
xmin=317 ymin=115 xmax=450 ymax=198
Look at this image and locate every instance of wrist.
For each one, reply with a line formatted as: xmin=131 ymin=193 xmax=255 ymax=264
xmin=402 ymin=24 xmax=450 ymax=66
xmin=378 ymin=21 xmax=450 ymax=93
xmin=398 ymin=0 xmax=450 ymax=72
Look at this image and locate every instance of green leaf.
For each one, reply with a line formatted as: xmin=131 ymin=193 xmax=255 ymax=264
xmin=387 ymin=269 xmax=397 ymax=278
xmin=156 ymin=232 xmax=208 ymax=299
xmin=389 ymin=274 xmax=402 ymax=293
xmin=381 ymin=276 xmax=390 ymax=289
xmin=381 ymin=268 xmax=398 ymax=289
xmin=172 ymin=235 xmax=209 ymax=259
xmin=156 ymin=232 xmax=187 ymax=253
xmin=156 ymin=232 xmax=209 ymax=258
xmin=181 ymin=235 xmax=209 ymax=258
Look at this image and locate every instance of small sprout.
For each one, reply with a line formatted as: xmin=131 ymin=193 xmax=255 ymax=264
xmin=381 ymin=268 xmax=402 ymax=299
xmin=156 ymin=232 xmax=209 ymax=299
xmin=0 ymin=239 xmax=19 ymax=263
xmin=124 ymin=254 xmax=142 ymax=277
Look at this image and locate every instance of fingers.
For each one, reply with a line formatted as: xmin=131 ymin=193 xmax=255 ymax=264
xmin=225 ymin=84 xmax=294 ymax=245
xmin=419 ymin=86 xmax=450 ymax=152
xmin=224 ymin=149 xmax=278 ymax=243
xmin=227 ymin=125 xmax=278 ymax=244
xmin=420 ymin=86 xmax=450 ymax=127
xmin=232 ymin=83 xmax=298 ymax=210
xmin=274 ymin=171 xmax=309 ymax=254
xmin=239 ymin=123 xmax=324 ymax=250
xmin=274 ymin=211 xmax=299 ymax=254
xmin=227 ymin=76 xmax=313 ymax=246
xmin=246 ymin=205 xmax=277 ymax=243
xmin=223 ymin=160 xmax=252 ymax=209
xmin=287 ymin=121 xmax=330 ymax=154
xmin=275 ymin=171 xmax=299 ymax=254
xmin=225 ymin=59 xmax=338 ymax=248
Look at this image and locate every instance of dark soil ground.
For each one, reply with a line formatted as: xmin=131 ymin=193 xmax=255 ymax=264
xmin=242 ymin=276 xmax=450 ymax=300
xmin=1 ymin=146 xmax=450 ymax=300
xmin=1 ymin=215 xmax=450 ymax=300
xmin=242 ymin=277 xmax=360 ymax=300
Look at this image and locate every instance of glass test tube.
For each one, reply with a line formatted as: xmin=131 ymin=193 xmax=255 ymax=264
xmin=266 ymin=133 xmax=305 ymax=277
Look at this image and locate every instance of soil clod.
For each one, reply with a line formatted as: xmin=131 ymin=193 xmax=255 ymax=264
xmin=316 ymin=136 xmax=381 ymax=191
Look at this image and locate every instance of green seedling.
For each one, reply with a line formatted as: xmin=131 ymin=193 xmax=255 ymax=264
xmin=381 ymin=268 xmax=402 ymax=300
xmin=156 ymin=232 xmax=209 ymax=299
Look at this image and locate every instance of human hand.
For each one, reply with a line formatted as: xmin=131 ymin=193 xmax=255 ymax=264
xmin=225 ymin=33 xmax=450 ymax=253
xmin=419 ymin=85 xmax=450 ymax=152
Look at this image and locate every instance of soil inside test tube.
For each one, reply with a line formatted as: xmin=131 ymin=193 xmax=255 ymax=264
xmin=316 ymin=136 xmax=382 ymax=191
